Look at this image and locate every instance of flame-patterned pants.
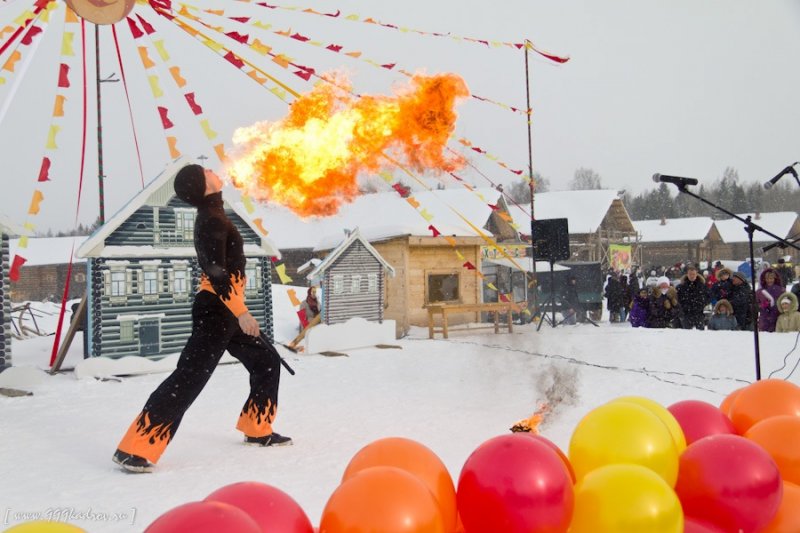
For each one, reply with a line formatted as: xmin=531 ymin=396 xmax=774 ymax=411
xmin=115 ymin=290 xmax=281 ymax=464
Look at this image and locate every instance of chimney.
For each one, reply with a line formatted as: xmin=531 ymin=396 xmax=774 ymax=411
xmin=660 ymin=217 xmax=666 ymax=226
xmin=754 ymin=211 xmax=761 ymax=220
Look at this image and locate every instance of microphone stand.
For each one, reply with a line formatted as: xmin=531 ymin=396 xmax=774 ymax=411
xmin=669 ymin=183 xmax=799 ymax=381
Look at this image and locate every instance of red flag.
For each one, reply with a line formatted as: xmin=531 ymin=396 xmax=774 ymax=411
xmin=20 ymin=25 xmax=42 ymax=45
xmin=290 ymin=32 xmax=310 ymax=42
xmin=58 ymin=64 xmax=70 ymax=88
xmin=127 ymin=16 xmax=144 ymax=38
xmin=293 ymin=69 xmax=312 ymax=81
xmin=158 ymin=106 xmax=173 ymax=129
xmin=381 ymin=63 xmax=396 ymax=70
xmin=184 ymin=92 xmax=203 ymax=115
xmin=136 ymin=14 xmax=156 ymax=34
xmin=428 ymin=225 xmax=441 ymax=237
xmin=325 ymin=44 xmax=342 ymax=52
xmin=9 ymin=254 xmax=26 ymax=281
xmin=463 ymin=261 xmax=476 ymax=270
xmin=224 ymin=51 xmax=244 ymax=68
xmin=37 ymin=157 xmax=51 ymax=182
xmin=226 ymin=31 xmax=249 ymax=44
xmin=229 ymin=16 xmax=250 ymax=23
xmin=297 ymin=308 xmax=308 ymax=329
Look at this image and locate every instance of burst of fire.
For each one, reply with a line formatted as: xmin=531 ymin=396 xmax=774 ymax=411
xmin=225 ymin=72 xmax=469 ymax=217
xmin=510 ymin=403 xmax=550 ymax=434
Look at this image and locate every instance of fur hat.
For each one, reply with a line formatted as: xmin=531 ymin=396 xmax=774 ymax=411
xmin=174 ymin=164 xmax=206 ymax=207
xmin=732 ymin=271 xmax=748 ymax=283
xmin=657 ymin=276 xmax=670 ymax=287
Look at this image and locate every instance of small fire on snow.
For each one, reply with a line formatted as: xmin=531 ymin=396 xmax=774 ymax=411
xmin=225 ymin=72 xmax=469 ymax=217
xmin=510 ymin=403 xmax=550 ymax=434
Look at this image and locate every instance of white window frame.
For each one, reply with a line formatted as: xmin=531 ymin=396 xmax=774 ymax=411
xmin=174 ymin=208 xmax=196 ymax=241
xmin=332 ymin=274 xmax=344 ymax=295
xmin=119 ymin=321 xmax=134 ymax=342
xmin=142 ymin=269 xmax=158 ymax=295
xmin=367 ymin=273 xmax=378 ymax=294
xmin=110 ymin=271 xmax=126 ymax=297
xmin=350 ymin=274 xmax=362 ymax=294
xmin=173 ymin=268 xmax=188 ymax=295
xmin=245 ymin=262 xmax=259 ymax=292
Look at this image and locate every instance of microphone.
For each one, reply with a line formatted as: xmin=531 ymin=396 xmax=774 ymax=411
xmin=652 ymin=173 xmax=699 ymax=187
xmin=763 ymin=163 xmax=799 ymax=190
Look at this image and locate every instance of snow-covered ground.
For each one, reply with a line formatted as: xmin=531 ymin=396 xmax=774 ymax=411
xmin=2 ymin=286 xmax=799 ymax=531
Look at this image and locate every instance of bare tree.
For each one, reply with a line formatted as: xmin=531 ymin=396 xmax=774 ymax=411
xmin=507 ymin=173 xmax=549 ymax=204
xmin=569 ymin=167 xmax=603 ymax=190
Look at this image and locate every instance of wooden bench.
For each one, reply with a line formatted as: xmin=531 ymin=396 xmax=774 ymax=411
xmin=427 ymin=302 xmax=517 ymax=339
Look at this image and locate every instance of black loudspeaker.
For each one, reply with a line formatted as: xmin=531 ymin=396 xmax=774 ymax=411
xmin=531 ymin=218 xmax=570 ymax=261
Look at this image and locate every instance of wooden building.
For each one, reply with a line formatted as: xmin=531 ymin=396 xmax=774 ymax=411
xmin=633 ymin=217 xmax=723 ymax=267
xmin=76 ymin=158 xmax=279 ymax=359
xmin=513 ymin=190 xmax=639 ymax=267
xmin=0 ymin=223 xmax=10 ymax=371
xmin=307 ymin=228 xmax=395 ymax=325
xmin=715 ymin=212 xmax=800 ymax=264
xmin=8 ymin=237 xmax=86 ymax=302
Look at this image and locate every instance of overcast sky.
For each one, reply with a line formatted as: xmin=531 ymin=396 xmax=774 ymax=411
xmin=0 ymin=0 xmax=798 ymax=231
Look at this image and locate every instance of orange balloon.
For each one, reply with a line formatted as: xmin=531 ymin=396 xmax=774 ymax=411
xmin=729 ymin=379 xmax=800 ymax=434
xmin=321 ymin=466 xmax=444 ymax=533
xmin=720 ymin=387 xmax=744 ymax=419
xmin=745 ymin=415 xmax=800 ymax=485
xmin=342 ymin=437 xmax=456 ymax=533
xmin=762 ymin=482 xmax=800 ymax=533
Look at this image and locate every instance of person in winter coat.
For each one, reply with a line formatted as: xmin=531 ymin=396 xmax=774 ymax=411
xmin=604 ymin=273 xmax=624 ymax=323
xmin=285 ymin=285 xmax=321 ymax=352
xmin=729 ymin=271 xmax=754 ymax=331
xmin=677 ymin=264 xmax=709 ymax=330
xmin=776 ymin=292 xmax=800 ymax=333
xmin=619 ymin=275 xmax=633 ymax=323
xmin=709 ymin=268 xmax=733 ymax=306
xmin=707 ymin=299 xmax=739 ymax=331
xmin=628 ymin=287 xmax=650 ymax=328
xmin=112 ymin=165 xmax=291 ymax=473
xmin=756 ymin=268 xmax=785 ymax=332
xmin=561 ymin=275 xmax=584 ymax=325
xmin=648 ymin=276 xmax=683 ymax=329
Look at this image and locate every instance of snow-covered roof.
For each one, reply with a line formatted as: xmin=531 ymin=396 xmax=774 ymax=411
xmin=77 ymin=157 xmax=278 ymax=258
xmin=307 ymin=227 xmax=395 ymax=280
xmin=243 ymin=187 xmax=503 ymax=250
xmin=633 ymin=217 xmax=715 ymax=243
xmin=510 ymin=190 xmax=627 ymax=234
xmin=9 ymin=236 xmax=85 ymax=266
xmin=714 ymin=212 xmax=799 ymax=243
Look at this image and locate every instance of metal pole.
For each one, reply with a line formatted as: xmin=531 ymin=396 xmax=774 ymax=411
xmin=746 ymin=219 xmax=761 ymax=380
xmin=95 ymin=24 xmax=105 ymax=225
xmin=524 ymin=39 xmax=538 ymax=316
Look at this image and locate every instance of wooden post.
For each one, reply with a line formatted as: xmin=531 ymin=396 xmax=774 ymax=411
xmin=49 ymin=293 xmax=87 ymax=374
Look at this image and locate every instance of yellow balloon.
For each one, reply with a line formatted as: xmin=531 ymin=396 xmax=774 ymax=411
xmin=612 ymin=396 xmax=687 ymax=453
xmin=568 ymin=402 xmax=679 ymax=486
xmin=570 ymin=464 xmax=684 ymax=533
xmin=4 ymin=521 xmax=86 ymax=532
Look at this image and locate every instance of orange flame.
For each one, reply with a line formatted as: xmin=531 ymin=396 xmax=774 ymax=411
xmin=225 ymin=72 xmax=469 ymax=217
xmin=510 ymin=402 xmax=550 ymax=434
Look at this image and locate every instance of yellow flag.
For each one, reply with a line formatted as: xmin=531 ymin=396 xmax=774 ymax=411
xmin=148 ymin=76 xmax=163 ymax=98
xmin=167 ymin=136 xmax=180 ymax=158
xmin=242 ymin=195 xmax=255 ymax=214
xmin=269 ymin=86 xmax=288 ymax=101
xmin=46 ymin=125 xmax=60 ymax=149
xmin=61 ymin=32 xmax=75 ymax=56
xmin=252 ymin=21 xmax=272 ymax=30
xmin=276 ymin=263 xmax=293 ymax=284
xmin=487 ymin=283 xmax=498 ymax=291
xmin=202 ymin=39 xmax=224 ymax=53
xmin=23 ymin=222 xmax=35 ymax=233
xmin=379 ymin=171 xmax=393 ymax=183
xmin=345 ymin=14 xmax=359 ymax=21
xmin=169 ymin=66 xmax=186 ymax=87
xmin=0 ymin=77 xmax=6 ymax=85
xmin=419 ymin=208 xmax=433 ymax=222
xmin=456 ymin=250 xmax=465 ymax=261
xmin=251 ymin=38 xmax=271 ymax=55
xmin=27 ymin=190 xmax=44 ymax=215
xmin=154 ymin=40 xmax=169 ymax=61
xmin=14 ymin=11 xmax=34 ymax=26
xmin=200 ymin=119 xmax=217 ymax=140
xmin=138 ymin=47 xmax=155 ymax=69
xmin=52 ymin=94 xmax=66 ymax=117
xmin=18 ymin=235 xmax=28 ymax=248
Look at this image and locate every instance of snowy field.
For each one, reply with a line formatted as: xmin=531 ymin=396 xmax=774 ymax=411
xmin=1 ymin=286 xmax=799 ymax=531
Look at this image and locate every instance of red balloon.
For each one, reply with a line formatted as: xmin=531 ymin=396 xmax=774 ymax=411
xmin=729 ymin=379 xmax=800 ymax=434
xmin=675 ymin=435 xmax=783 ymax=533
xmin=684 ymin=517 xmax=725 ymax=533
xmin=320 ymin=466 xmax=444 ymax=533
xmin=457 ymin=434 xmax=573 ymax=533
xmin=342 ymin=437 xmax=457 ymax=533
xmin=517 ymin=433 xmax=576 ymax=483
xmin=145 ymin=501 xmax=261 ymax=533
xmin=667 ymin=400 xmax=735 ymax=445
xmin=205 ymin=481 xmax=314 ymax=533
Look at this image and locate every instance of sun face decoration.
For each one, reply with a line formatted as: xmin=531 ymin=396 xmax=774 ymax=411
xmin=63 ymin=0 xmax=136 ymax=25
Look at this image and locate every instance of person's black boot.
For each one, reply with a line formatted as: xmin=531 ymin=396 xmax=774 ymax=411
xmin=243 ymin=433 xmax=293 ymax=447
xmin=112 ymin=449 xmax=154 ymax=473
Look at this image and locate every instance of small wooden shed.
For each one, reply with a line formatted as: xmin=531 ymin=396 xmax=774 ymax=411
xmin=308 ymin=228 xmax=395 ymax=325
